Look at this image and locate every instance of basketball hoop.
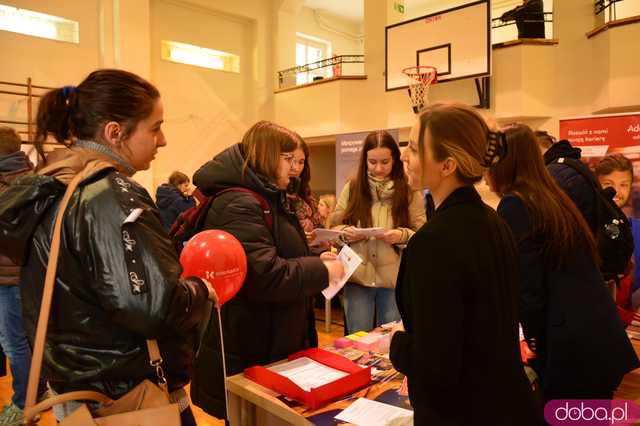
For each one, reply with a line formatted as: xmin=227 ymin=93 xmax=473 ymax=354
xmin=402 ymin=65 xmax=437 ymax=114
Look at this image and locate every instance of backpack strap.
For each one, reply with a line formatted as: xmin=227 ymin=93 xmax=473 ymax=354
xmin=554 ymin=157 xmax=602 ymax=190
xmin=169 ymin=187 xmax=274 ymax=255
xmin=214 ymin=187 xmax=273 ymax=233
xmin=553 ymin=156 xmax=606 ymax=226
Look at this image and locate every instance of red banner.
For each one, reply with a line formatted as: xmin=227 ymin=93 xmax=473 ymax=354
xmin=559 ymin=113 xmax=640 ymax=158
xmin=559 ymin=112 xmax=640 ymax=218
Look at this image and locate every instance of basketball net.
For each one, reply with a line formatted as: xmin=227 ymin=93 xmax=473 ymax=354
xmin=403 ymin=66 xmax=437 ymax=114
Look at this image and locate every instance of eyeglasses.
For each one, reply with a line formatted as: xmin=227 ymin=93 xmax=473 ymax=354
xmin=280 ymin=153 xmax=295 ymax=166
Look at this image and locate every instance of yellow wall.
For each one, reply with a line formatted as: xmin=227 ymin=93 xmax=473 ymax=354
xmin=296 ymin=7 xmax=364 ymax=58
xmin=0 ymin=0 xmax=101 ymax=84
xmin=150 ymin=0 xmax=251 ymax=188
xmin=276 ymin=0 xmax=640 ymax=138
xmin=0 ymin=0 xmax=157 ymax=190
xmin=0 ymin=0 xmax=275 ymax=194
xmin=1 ymin=0 xmax=639 ymax=198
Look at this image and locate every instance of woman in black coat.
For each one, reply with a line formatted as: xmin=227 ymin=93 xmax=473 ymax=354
xmin=487 ymin=124 xmax=638 ymax=401
xmin=390 ymin=103 xmax=540 ymax=425
xmin=190 ymin=121 xmax=345 ymax=420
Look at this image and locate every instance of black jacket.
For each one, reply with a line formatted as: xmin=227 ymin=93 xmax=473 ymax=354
xmin=0 ymin=151 xmax=210 ymax=398
xmin=498 ymin=195 xmax=638 ymax=399
xmin=500 ymin=0 xmax=545 ymax=39
xmin=544 ymin=141 xmax=598 ymax=233
xmin=190 ymin=143 xmax=328 ymax=419
xmin=0 ymin=151 xmax=33 ymax=286
xmin=155 ymin=183 xmax=195 ymax=231
xmin=390 ymin=186 xmax=540 ymax=425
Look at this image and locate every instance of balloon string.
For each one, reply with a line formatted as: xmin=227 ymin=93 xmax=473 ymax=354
xmin=218 ymin=307 xmax=230 ymax=421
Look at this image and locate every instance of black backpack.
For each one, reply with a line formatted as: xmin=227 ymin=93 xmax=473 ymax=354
xmin=169 ymin=187 xmax=273 ymax=255
xmin=555 ymin=157 xmax=634 ymax=281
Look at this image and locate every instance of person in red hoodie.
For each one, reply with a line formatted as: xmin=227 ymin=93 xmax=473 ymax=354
xmin=595 ymin=154 xmax=640 ymax=326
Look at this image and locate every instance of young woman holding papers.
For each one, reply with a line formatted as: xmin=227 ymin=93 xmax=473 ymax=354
xmin=189 ymin=121 xmax=345 ymax=421
xmin=331 ymin=130 xmax=425 ymax=334
xmin=390 ymin=103 xmax=540 ymax=425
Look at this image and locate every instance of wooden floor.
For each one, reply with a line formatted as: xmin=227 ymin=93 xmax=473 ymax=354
xmin=3 ymin=318 xmax=639 ymax=425
xmin=0 ymin=317 xmax=344 ymax=425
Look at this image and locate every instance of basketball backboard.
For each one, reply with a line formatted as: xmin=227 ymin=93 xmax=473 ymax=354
xmin=385 ymin=0 xmax=491 ymax=91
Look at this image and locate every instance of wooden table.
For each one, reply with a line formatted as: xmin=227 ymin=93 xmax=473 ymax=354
xmin=226 ymin=337 xmax=406 ymax=426
xmin=226 ymin=339 xmax=640 ymax=425
xmin=614 ymin=339 xmax=640 ymax=403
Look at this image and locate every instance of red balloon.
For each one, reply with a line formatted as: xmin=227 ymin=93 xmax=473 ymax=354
xmin=180 ymin=230 xmax=247 ymax=306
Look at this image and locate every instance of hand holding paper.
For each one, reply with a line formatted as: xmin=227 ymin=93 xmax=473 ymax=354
xmin=379 ymin=229 xmax=403 ymax=244
xmin=322 ymin=245 xmax=363 ymax=300
xmin=323 ymin=260 xmax=345 ymax=285
xmin=310 ymin=228 xmax=345 ymax=246
xmin=343 ymin=226 xmax=366 ymax=242
xmin=352 ymin=227 xmax=386 ymax=239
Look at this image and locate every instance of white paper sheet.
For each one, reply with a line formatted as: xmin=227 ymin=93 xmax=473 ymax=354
xmin=309 ymin=228 xmax=345 ymax=245
xmin=335 ymin=398 xmax=414 ymax=426
xmin=267 ymin=357 xmax=348 ymax=392
xmin=322 ymin=245 xmax=363 ymax=300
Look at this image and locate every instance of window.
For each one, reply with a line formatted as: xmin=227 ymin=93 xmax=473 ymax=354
xmin=295 ymin=33 xmax=331 ymax=85
xmin=161 ymin=40 xmax=240 ymax=73
xmin=0 ymin=4 xmax=79 ymax=43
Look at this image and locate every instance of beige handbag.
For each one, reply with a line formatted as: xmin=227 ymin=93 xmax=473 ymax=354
xmin=23 ymin=164 xmax=181 ymax=425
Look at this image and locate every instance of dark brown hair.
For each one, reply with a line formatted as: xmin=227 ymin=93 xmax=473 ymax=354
xmin=595 ymin=154 xmax=634 ymax=180
xmin=488 ymin=124 xmax=598 ymax=267
xmin=35 ymin=69 xmax=160 ymax=164
xmin=241 ymin=121 xmax=299 ymax=182
xmin=417 ymin=102 xmax=491 ymax=185
xmin=169 ymin=171 xmax=189 ymax=187
xmin=0 ymin=126 xmax=22 ymax=155
xmin=534 ymin=130 xmax=556 ymax=151
xmin=341 ymin=130 xmax=411 ymax=228
xmin=295 ymin=138 xmax=313 ymax=203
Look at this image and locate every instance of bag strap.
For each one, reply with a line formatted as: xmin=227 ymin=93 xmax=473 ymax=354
xmin=554 ymin=157 xmax=607 ymax=227
xmin=28 ymin=391 xmax=113 ymax=416
xmin=214 ymin=187 xmax=273 ymax=232
xmin=24 ymin=164 xmax=167 ymax=424
xmin=555 ymin=157 xmax=601 ymax=190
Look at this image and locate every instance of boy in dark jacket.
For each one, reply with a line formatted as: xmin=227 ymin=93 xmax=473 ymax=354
xmin=156 ymin=171 xmax=196 ymax=231
xmin=539 ymin=136 xmax=598 ymax=234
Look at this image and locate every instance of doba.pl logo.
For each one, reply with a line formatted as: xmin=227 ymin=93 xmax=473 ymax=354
xmin=545 ymin=400 xmax=640 ymax=425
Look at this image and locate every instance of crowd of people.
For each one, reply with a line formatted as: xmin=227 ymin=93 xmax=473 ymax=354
xmin=0 ymin=68 xmax=639 ymax=425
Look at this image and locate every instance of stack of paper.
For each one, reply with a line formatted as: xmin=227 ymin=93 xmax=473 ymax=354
xmin=267 ymin=357 xmax=348 ymax=392
xmin=627 ymin=324 xmax=640 ymax=340
xmin=335 ymin=398 xmax=413 ymax=426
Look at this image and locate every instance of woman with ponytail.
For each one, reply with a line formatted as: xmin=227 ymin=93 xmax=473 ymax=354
xmin=390 ymin=102 xmax=539 ymax=425
xmin=0 ymin=69 xmax=217 ymax=425
xmin=487 ymin=124 xmax=638 ymax=402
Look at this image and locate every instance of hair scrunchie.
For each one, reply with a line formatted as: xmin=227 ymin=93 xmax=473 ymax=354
xmin=61 ymin=85 xmax=77 ymax=106
xmin=481 ymin=130 xmax=507 ymax=167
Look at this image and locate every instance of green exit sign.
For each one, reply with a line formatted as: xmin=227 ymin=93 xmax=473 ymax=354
xmin=394 ymin=2 xmax=405 ymax=13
